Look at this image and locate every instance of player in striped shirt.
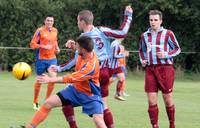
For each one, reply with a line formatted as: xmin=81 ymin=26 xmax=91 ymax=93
xmin=64 ymin=5 xmax=133 ymax=128
xmin=139 ymin=10 xmax=181 ymax=128
xmin=109 ymin=39 xmax=129 ymax=101
xmin=22 ymin=36 xmax=107 ymax=128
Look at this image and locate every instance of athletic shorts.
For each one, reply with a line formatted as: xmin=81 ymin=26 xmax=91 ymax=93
xmin=99 ymin=67 xmax=112 ymax=97
xmin=111 ymin=66 xmax=127 ymax=78
xmin=145 ymin=64 xmax=175 ymax=94
xmin=111 ymin=67 xmax=123 ymax=75
xmin=57 ymin=85 xmax=104 ymax=115
xmin=35 ymin=59 xmax=57 ymax=75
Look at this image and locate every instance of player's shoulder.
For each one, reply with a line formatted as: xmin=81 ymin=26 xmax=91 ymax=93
xmin=35 ymin=26 xmax=44 ymax=33
xmin=51 ymin=27 xmax=58 ymax=32
xmin=89 ymin=52 xmax=99 ymax=65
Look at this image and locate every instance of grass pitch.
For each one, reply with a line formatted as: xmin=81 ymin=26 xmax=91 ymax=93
xmin=0 ymin=72 xmax=200 ymax=128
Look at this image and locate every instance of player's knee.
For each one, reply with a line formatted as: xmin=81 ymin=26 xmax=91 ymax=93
xmin=93 ymin=115 xmax=106 ymax=128
xmin=119 ymin=77 xmax=125 ymax=82
xmin=43 ymin=102 xmax=53 ymax=109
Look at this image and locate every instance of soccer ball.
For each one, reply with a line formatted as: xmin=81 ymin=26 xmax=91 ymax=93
xmin=12 ymin=62 xmax=32 ymax=80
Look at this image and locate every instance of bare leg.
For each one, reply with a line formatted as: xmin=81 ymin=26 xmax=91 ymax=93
xmin=93 ymin=114 xmax=107 ymax=128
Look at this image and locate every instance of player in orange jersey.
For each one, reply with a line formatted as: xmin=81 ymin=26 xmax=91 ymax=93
xmin=22 ymin=36 xmax=106 ymax=128
xmin=30 ymin=15 xmax=60 ymax=110
xmin=117 ymin=44 xmax=130 ymax=97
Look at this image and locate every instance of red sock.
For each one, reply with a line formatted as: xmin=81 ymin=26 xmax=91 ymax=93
xmin=104 ymin=109 xmax=114 ymax=128
xmin=31 ymin=105 xmax=51 ymax=126
xmin=148 ymin=104 xmax=159 ymax=128
xmin=62 ymin=105 xmax=78 ymax=128
xmin=45 ymin=83 xmax=55 ymax=99
xmin=116 ymin=80 xmax=123 ymax=95
xmin=33 ymin=82 xmax=41 ymax=104
xmin=166 ymin=105 xmax=175 ymax=128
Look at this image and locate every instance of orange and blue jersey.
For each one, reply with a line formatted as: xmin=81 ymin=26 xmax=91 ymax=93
xmin=30 ymin=26 xmax=58 ymax=60
xmin=62 ymin=52 xmax=100 ymax=96
xmin=118 ymin=45 xmax=126 ymax=67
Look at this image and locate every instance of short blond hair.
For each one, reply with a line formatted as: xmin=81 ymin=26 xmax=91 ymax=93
xmin=78 ymin=10 xmax=94 ymax=25
xmin=149 ymin=10 xmax=163 ymax=20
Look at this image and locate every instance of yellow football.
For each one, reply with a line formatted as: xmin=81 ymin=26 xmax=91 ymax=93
xmin=12 ymin=62 xmax=32 ymax=80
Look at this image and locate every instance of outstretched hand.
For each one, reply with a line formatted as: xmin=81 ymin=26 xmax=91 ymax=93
xmin=37 ymin=74 xmax=50 ymax=83
xmin=65 ymin=39 xmax=76 ymax=50
xmin=125 ymin=5 xmax=133 ymax=13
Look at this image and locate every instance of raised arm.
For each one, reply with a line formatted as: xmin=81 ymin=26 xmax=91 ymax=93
xmin=99 ymin=5 xmax=133 ymax=39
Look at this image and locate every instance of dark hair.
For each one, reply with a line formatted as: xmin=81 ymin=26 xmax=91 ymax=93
xmin=149 ymin=10 xmax=162 ymax=20
xmin=78 ymin=10 xmax=94 ymax=24
xmin=46 ymin=14 xmax=54 ymax=18
xmin=76 ymin=36 xmax=94 ymax=52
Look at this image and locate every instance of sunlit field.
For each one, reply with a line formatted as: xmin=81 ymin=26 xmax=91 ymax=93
xmin=0 ymin=72 xmax=200 ymax=128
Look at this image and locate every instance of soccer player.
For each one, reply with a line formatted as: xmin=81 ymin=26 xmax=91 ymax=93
xmin=118 ymin=44 xmax=129 ymax=97
xmin=109 ymin=39 xmax=129 ymax=101
xmin=139 ymin=10 xmax=181 ymax=128
xmin=22 ymin=36 xmax=107 ymax=128
xmin=30 ymin=15 xmax=60 ymax=110
xmin=64 ymin=5 xmax=133 ymax=128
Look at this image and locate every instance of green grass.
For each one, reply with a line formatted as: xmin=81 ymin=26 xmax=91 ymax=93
xmin=0 ymin=72 xmax=200 ymax=128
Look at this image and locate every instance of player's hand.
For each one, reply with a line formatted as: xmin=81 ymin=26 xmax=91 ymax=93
xmin=65 ymin=39 xmax=76 ymax=50
xmin=156 ymin=51 xmax=165 ymax=59
xmin=125 ymin=50 xmax=129 ymax=57
xmin=142 ymin=60 xmax=148 ymax=67
xmin=55 ymin=47 xmax=60 ymax=54
xmin=125 ymin=5 xmax=133 ymax=13
xmin=37 ymin=74 xmax=50 ymax=83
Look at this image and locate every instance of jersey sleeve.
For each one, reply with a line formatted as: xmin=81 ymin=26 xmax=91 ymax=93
xmin=139 ymin=33 xmax=147 ymax=63
xmin=30 ymin=28 xmax=41 ymax=49
xmin=99 ymin=11 xmax=132 ymax=39
xmin=57 ymin=51 xmax=78 ymax=72
xmin=113 ymin=45 xmax=125 ymax=58
xmin=164 ymin=30 xmax=181 ymax=58
xmin=62 ymin=59 xmax=97 ymax=83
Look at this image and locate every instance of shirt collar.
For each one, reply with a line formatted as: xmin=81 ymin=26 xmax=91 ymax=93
xmin=147 ymin=26 xmax=164 ymax=33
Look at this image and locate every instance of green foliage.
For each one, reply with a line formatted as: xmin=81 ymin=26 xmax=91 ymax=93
xmin=0 ymin=0 xmax=199 ymax=72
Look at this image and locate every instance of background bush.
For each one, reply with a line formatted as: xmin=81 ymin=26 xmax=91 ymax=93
xmin=0 ymin=0 xmax=199 ymax=72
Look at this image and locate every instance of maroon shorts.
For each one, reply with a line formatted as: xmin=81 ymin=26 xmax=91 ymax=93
xmin=99 ymin=67 xmax=112 ymax=97
xmin=145 ymin=65 xmax=175 ymax=94
xmin=111 ymin=67 xmax=123 ymax=75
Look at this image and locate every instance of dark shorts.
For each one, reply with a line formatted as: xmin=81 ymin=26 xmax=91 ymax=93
xmin=57 ymin=85 xmax=104 ymax=115
xmin=111 ymin=67 xmax=123 ymax=75
xmin=36 ymin=59 xmax=57 ymax=75
xmin=111 ymin=66 xmax=127 ymax=78
xmin=145 ymin=65 xmax=175 ymax=94
xmin=99 ymin=67 xmax=112 ymax=97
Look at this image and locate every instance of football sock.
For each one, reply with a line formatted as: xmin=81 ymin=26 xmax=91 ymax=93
xmin=45 ymin=83 xmax=55 ymax=99
xmin=116 ymin=80 xmax=123 ymax=95
xmin=33 ymin=82 xmax=41 ymax=104
xmin=104 ymin=108 xmax=114 ymax=128
xmin=62 ymin=105 xmax=78 ymax=128
xmin=166 ymin=105 xmax=175 ymax=128
xmin=31 ymin=105 xmax=51 ymax=126
xmin=148 ymin=104 xmax=159 ymax=128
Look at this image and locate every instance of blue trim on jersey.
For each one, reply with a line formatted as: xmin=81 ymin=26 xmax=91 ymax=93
xmin=89 ymin=79 xmax=101 ymax=96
